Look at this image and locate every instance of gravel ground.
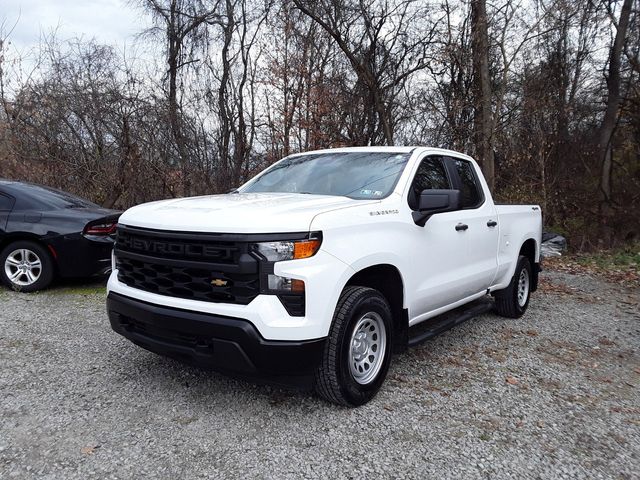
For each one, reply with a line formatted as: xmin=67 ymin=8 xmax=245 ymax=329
xmin=0 ymin=271 xmax=638 ymax=479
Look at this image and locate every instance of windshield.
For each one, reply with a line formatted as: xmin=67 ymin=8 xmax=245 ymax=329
xmin=240 ymin=151 xmax=411 ymax=199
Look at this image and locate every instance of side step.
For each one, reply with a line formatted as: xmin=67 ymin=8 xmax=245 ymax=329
xmin=407 ymin=297 xmax=494 ymax=348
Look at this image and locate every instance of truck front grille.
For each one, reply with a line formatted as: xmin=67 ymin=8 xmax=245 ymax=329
xmin=116 ymin=256 xmax=260 ymax=304
xmin=114 ymin=226 xmax=260 ymax=305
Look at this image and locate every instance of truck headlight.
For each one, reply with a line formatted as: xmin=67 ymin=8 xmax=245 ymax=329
xmin=255 ymin=237 xmax=321 ymax=261
xmin=253 ymin=233 xmax=321 ymax=317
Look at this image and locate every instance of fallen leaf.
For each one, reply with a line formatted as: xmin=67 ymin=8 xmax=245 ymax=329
xmin=81 ymin=445 xmax=100 ymax=455
xmin=506 ymin=376 xmax=519 ymax=385
xmin=383 ymin=405 xmax=394 ymax=411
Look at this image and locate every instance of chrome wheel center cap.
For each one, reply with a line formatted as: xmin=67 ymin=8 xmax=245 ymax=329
xmin=352 ymin=332 xmax=368 ymax=358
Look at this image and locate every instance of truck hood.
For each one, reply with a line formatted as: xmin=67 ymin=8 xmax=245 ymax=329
xmin=119 ymin=192 xmax=373 ymax=233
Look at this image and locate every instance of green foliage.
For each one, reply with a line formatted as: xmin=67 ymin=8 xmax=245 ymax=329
xmin=574 ymin=243 xmax=640 ymax=269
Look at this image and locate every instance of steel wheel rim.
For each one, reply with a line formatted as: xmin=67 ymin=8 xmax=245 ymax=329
xmin=4 ymin=248 xmax=42 ymax=286
xmin=349 ymin=312 xmax=386 ymax=385
xmin=517 ymin=268 xmax=530 ymax=307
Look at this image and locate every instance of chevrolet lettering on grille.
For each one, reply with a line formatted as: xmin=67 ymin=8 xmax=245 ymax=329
xmin=119 ymin=235 xmax=232 ymax=260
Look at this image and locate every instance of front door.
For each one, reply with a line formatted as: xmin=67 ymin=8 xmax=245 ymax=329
xmin=405 ymin=155 xmax=472 ymax=318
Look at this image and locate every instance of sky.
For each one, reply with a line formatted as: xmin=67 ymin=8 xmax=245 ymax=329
xmin=1 ymin=0 xmax=148 ymax=52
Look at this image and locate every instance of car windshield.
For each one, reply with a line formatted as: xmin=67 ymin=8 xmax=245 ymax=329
xmin=240 ymin=151 xmax=411 ymax=200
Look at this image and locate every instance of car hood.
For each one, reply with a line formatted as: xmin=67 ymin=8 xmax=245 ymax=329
xmin=118 ymin=193 xmax=374 ymax=233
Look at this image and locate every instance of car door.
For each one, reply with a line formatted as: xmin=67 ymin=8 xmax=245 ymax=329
xmin=444 ymin=156 xmax=499 ymax=296
xmin=406 ymin=155 xmax=473 ymax=319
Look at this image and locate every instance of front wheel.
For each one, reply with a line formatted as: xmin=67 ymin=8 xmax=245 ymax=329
xmin=315 ymin=286 xmax=393 ymax=406
xmin=493 ymin=255 xmax=532 ymax=318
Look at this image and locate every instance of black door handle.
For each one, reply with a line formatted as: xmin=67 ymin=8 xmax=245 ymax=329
xmin=455 ymin=223 xmax=469 ymax=231
xmin=487 ymin=220 xmax=498 ymax=227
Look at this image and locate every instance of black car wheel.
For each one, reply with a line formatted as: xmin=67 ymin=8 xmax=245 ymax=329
xmin=315 ymin=286 xmax=393 ymax=407
xmin=0 ymin=241 xmax=54 ymax=292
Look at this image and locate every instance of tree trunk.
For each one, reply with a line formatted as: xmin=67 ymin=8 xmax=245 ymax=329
xmin=597 ymin=0 xmax=632 ymax=245
xmin=166 ymin=3 xmax=191 ymax=197
xmin=598 ymin=0 xmax=632 ymax=203
xmin=471 ymin=0 xmax=495 ymax=191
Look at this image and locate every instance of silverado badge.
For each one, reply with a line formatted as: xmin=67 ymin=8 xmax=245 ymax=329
xmin=211 ymin=279 xmax=228 ymax=287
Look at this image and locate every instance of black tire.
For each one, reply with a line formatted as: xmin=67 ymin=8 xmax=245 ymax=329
xmin=315 ymin=286 xmax=393 ymax=407
xmin=493 ymin=255 xmax=532 ymax=318
xmin=0 ymin=241 xmax=55 ymax=292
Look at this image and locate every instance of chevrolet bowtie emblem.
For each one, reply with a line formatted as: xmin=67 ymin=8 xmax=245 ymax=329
xmin=211 ymin=279 xmax=228 ymax=287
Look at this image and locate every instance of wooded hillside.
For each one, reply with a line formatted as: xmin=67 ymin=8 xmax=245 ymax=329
xmin=1 ymin=0 xmax=638 ymax=249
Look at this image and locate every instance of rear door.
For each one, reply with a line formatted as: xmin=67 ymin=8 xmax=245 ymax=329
xmin=444 ymin=156 xmax=499 ymax=295
xmin=0 ymin=191 xmax=15 ymax=234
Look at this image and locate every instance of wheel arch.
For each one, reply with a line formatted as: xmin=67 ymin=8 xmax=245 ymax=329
xmin=519 ymin=238 xmax=539 ymax=292
xmin=344 ymin=263 xmax=408 ymax=353
xmin=0 ymin=234 xmax=58 ymax=270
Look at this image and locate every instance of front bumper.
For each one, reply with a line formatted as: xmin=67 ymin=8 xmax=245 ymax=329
xmin=107 ymin=248 xmax=355 ymax=341
xmin=107 ymin=292 xmax=326 ymax=386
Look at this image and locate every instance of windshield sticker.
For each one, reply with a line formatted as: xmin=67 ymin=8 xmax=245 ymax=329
xmin=360 ymin=189 xmax=384 ymax=197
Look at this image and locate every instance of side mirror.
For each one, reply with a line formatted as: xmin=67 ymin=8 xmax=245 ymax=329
xmin=412 ymin=189 xmax=460 ymax=227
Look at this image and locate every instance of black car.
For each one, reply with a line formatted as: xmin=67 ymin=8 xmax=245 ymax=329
xmin=0 ymin=179 xmax=120 ymax=292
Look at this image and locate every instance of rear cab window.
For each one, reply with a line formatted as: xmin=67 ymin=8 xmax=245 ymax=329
xmin=450 ymin=158 xmax=484 ymax=209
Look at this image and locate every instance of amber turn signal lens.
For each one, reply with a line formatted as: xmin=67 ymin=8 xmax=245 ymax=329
xmin=293 ymin=239 xmax=321 ymax=259
xmin=291 ymin=279 xmax=305 ymax=292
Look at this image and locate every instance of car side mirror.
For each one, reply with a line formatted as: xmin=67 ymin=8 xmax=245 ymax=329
xmin=412 ymin=189 xmax=460 ymax=227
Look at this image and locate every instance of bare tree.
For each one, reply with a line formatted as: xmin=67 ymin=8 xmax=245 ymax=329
xmin=291 ymin=0 xmax=441 ymax=145
xmin=470 ymin=0 xmax=494 ymax=190
xmin=597 ymin=0 xmax=633 ymax=236
xmin=142 ymin=0 xmax=222 ymax=195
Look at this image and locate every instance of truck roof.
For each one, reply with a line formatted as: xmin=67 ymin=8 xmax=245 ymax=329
xmin=288 ymin=146 xmax=474 ymax=161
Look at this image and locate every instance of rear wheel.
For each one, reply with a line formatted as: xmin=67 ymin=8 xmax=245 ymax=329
xmin=315 ymin=286 xmax=393 ymax=406
xmin=0 ymin=241 xmax=54 ymax=292
xmin=493 ymin=255 xmax=532 ymax=318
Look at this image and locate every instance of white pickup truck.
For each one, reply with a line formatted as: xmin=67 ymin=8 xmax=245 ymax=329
xmin=107 ymin=147 xmax=542 ymax=406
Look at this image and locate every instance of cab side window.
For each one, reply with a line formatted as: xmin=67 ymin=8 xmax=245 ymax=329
xmin=408 ymin=156 xmax=450 ymax=209
xmin=452 ymin=159 xmax=483 ymax=209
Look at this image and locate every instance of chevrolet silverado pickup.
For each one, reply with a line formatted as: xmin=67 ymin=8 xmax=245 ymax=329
xmin=107 ymin=147 xmax=542 ymax=406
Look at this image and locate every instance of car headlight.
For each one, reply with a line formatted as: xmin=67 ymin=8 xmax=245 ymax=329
xmin=254 ymin=237 xmax=322 ymax=262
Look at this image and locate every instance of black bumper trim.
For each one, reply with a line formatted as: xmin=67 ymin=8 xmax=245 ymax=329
xmin=107 ymin=292 xmax=325 ymax=385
